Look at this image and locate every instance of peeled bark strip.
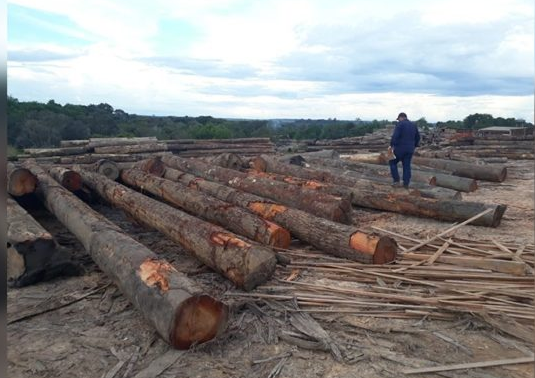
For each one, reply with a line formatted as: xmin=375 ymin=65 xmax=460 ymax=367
xmin=73 ymin=167 xmax=277 ymax=291
xmin=120 ymin=168 xmax=291 ymax=248
xmin=94 ymin=142 xmax=168 ymax=155
xmin=160 ymin=167 xmax=397 ymax=263
xmin=7 ymin=162 xmax=38 ymax=196
xmin=353 ymin=189 xmax=506 ymax=227
xmin=7 ymin=196 xmax=55 ymax=285
xmin=412 ymin=157 xmax=507 ymax=182
xmin=48 ymin=166 xmax=82 ymax=191
xmin=21 ymin=161 xmax=228 ymax=349
xmin=161 ymin=155 xmax=352 ymax=224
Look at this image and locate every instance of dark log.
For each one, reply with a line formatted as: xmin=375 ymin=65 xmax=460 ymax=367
xmin=94 ymin=143 xmax=168 ymax=155
xmin=48 ymin=166 xmax=82 ymax=191
xmin=130 ymin=157 xmax=167 ymax=177
xmin=353 ymin=189 xmax=506 ymax=227
xmin=22 ymin=162 xmax=228 ymax=349
xmin=120 ymin=168 xmax=291 ymax=248
xmin=73 ymin=166 xmax=277 ymax=291
xmin=160 ymin=167 xmax=397 ymax=264
xmin=161 ymin=155 xmax=352 ymax=224
xmin=7 ymin=162 xmax=38 ymax=196
xmin=412 ymin=157 xmax=507 ymax=182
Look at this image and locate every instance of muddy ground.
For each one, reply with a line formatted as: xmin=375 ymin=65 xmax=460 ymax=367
xmin=7 ymin=160 xmax=534 ymax=378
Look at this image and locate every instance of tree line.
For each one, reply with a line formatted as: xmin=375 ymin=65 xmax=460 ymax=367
xmin=7 ymin=97 xmax=532 ymax=149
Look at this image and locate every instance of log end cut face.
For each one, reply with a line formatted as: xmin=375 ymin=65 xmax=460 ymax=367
xmin=9 ymin=168 xmax=38 ymax=196
xmin=350 ymin=232 xmax=397 ymax=264
xmin=61 ymin=171 xmax=83 ymax=192
xmin=265 ymin=220 xmax=291 ymax=249
xmin=171 ymin=295 xmax=229 ymax=349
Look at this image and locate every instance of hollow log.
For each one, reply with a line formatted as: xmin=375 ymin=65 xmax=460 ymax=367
xmin=159 ymin=167 xmax=397 ymax=264
xmin=120 ymin=168 xmax=291 ymax=248
xmin=353 ymin=189 xmax=506 ymax=227
xmin=48 ymin=166 xmax=82 ymax=191
xmin=94 ymin=142 xmax=168 ymax=155
xmin=72 ymin=166 xmax=277 ymax=291
xmin=161 ymin=155 xmax=352 ymax=224
xmin=22 ymin=161 xmax=228 ymax=349
xmin=412 ymin=157 xmax=507 ymax=182
xmin=7 ymin=162 xmax=38 ymax=196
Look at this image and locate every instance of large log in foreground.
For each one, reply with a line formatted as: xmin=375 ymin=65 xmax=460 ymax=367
xmin=7 ymin=162 xmax=38 ymax=196
xmin=160 ymin=166 xmax=397 ymax=264
xmin=120 ymin=168 xmax=291 ymax=248
xmin=161 ymin=155 xmax=352 ymax=224
xmin=73 ymin=167 xmax=277 ymax=290
xmin=22 ymin=161 xmax=228 ymax=349
xmin=413 ymin=157 xmax=507 ymax=182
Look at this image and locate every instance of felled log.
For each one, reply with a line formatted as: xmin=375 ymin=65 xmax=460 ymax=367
xmin=343 ymin=153 xmax=389 ymax=165
xmin=7 ymin=196 xmax=74 ymax=287
xmin=92 ymin=159 xmax=120 ymax=180
xmin=163 ymin=137 xmax=271 ymax=144
xmin=59 ymin=152 xmax=172 ymax=164
xmin=23 ymin=146 xmax=87 ymax=157
xmin=353 ymin=189 xmax=506 ymax=227
xmin=22 ymin=162 xmax=228 ymax=349
xmin=160 ymin=167 xmax=397 ymax=264
xmin=94 ymin=142 xmax=168 ymax=155
xmin=120 ymin=168 xmax=291 ymax=248
xmin=412 ymin=157 xmax=507 ymax=182
xmin=87 ymin=136 xmax=158 ymax=149
xmin=167 ymin=143 xmax=274 ymax=151
xmin=7 ymin=162 xmax=38 ymax=196
xmin=161 ymin=155 xmax=352 ymax=224
xmin=73 ymin=167 xmax=277 ymax=291
xmin=48 ymin=166 xmax=82 ymax=191
xmin=60 ymin=139 xmax=90 ymax=148
xmin=177 ymin=148 xmax=274 ymax=157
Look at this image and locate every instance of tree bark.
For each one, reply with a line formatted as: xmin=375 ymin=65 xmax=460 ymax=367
xmin=352 ymin=189 xmax=506 ymax=227
xmin=94 ymin=142 xmax=168 ymax=155
xmin=92 ymin=159 xmax=120 ymax=180
xmin=21 ymin=162 xmax=228 ymax=349
xmin=161 ymin=155 xmax=353 ymax=224
xmin=412 ymin=157 xmax=507 ymax=182
xmin=160 ymin=167 xmax=397 ymax=264
xmin=344 ymin=153 xmax=390 ymax=165
xmin=87 ymin=136 xmax=158 ymax=149
xmin=120 ymin=168 xmax=291 ymax=248
xmin=72 ymin=166 xmax=277 ymax=291
xmin=7 ymin=162 xmax=38 ymax=196
xmin=48 ymin=166 xmax=82 ymax=191
xmin=60 ymin=139 xmax=89 ymax=148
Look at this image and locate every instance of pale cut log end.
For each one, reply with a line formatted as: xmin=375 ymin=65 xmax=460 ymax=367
xmin=61 ymin=171 xmax=82 ymax=192
xmin=9 ymin=168 xmax=38 ymax=196
xmin=240 ymin=249 xmax=278 ymax=291
xmin=171 ymin=295 xmax=228 ymax=349
xmin=265 ymin=221 xmax=291 ymax=248
xmin=349 ymin=232 xmax=397 ymax=264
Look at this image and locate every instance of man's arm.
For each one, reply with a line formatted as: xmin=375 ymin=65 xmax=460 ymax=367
xmin=414 ymin=125 xmax=421 ymax=147
xmin=390 ymin=124 xmax=401 ymax=147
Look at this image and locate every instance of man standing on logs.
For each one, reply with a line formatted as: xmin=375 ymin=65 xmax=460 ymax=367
xmin=388 ymin=112 xmax=420 ymax=189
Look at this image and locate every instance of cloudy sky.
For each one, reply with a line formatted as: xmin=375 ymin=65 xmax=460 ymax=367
xmin=7 ymin=0 xmax=534 ymax=122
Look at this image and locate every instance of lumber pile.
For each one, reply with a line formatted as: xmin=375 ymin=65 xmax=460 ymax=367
xmin=227 ymin=228 xmax=535 ymax=340
xmin=164 ymin=137 xmax=275 ymax=157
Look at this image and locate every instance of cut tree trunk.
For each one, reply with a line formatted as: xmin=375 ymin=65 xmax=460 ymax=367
xmin=48 ymin=166 xmax=82 ymax=191
xmin=339 ymin=153 xmax=390 ymax=164
xmin=412 ymin=157 xmax=507 ymax=182
xmin=160 ymin=166 xmax=397 ymax=264
xmin=163 ymin=137 xmax=271 ymax=144
xmin=23 ymin=146 xmax=87 ymax=157
xmin=92 ymin=159 xmax=120 ymax=180
xmin=72 ymin=166 xmax=277 ymax=291
xmin=60 ymin=139 xmax=90 ymax=148
xmin=94 ymin=142 xmax=168 ymax=155
xmin=59 ymin=152 xmax=172 ymax=164
xmin=120 ymin=168 xmax=291 ymax=248
xmin=352 ymin=189 xmax=506 ymax=227
xmin=161 ymin=155 xmax=352 ymax=224
xmin=7 ymin=162 xmax=38 ymax=197
xmin=87 ymin=137 xmax=158 ymax=149
xmin=22 ymin=161 xmax=228 ymax=349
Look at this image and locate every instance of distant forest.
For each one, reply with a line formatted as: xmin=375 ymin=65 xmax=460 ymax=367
xmin=7 ymin=96 xmax=532 ymax=149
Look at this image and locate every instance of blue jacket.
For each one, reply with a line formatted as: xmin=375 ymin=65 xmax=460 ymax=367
xmin=390 ymin=119 xmax=420 ymax=153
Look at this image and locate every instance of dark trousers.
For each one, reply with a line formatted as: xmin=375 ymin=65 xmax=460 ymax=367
xmin=389 ymin=150 xmax=413 ymax=186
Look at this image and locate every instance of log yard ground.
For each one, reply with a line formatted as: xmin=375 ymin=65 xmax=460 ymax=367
xmin=6 ymin=135 xmax=535 ymax=378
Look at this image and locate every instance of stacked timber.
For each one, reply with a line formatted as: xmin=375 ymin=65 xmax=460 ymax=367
xmin=22 ymin=161 xmax=229 ymax=349
xmin=164 ymin=138 xmax=276 ymax=157
xmin=72 ymin=167 xmax=278 ymax=291
xmin=134 ymin=158 xmax=398 ymax=264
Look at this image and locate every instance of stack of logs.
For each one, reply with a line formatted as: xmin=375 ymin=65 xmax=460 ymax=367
xmin=15 ymin=137 xmax=276 ymax=165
